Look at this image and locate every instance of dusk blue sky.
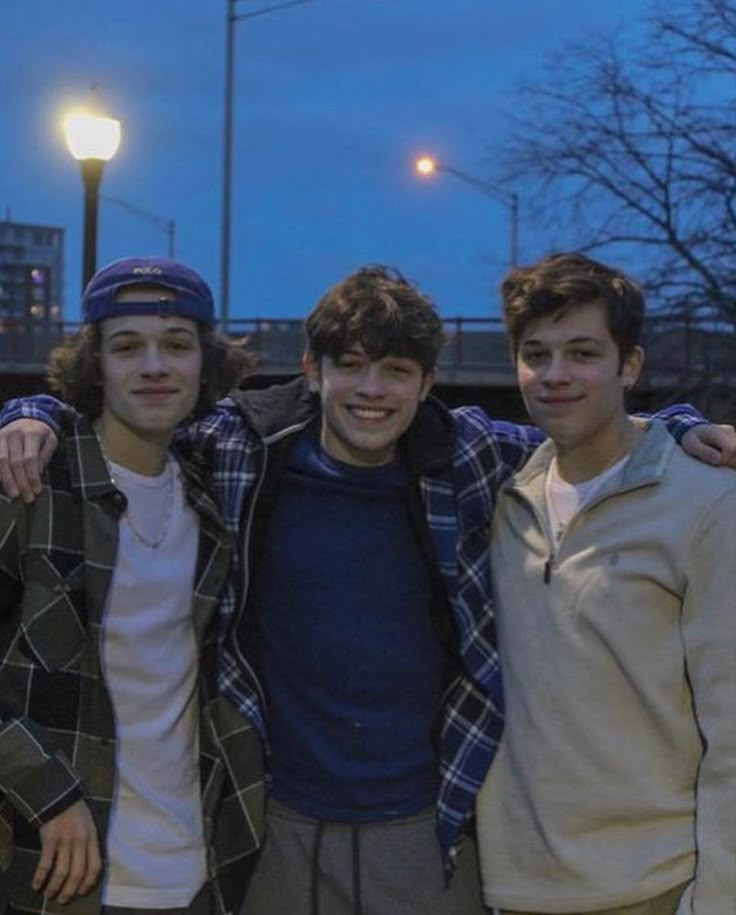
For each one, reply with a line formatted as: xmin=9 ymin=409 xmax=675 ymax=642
xmin=4 ymin=1 xmax=650 ymax=323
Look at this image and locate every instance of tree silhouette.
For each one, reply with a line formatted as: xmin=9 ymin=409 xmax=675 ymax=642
xmin=498 ymin=0 xmax=736 ymax=330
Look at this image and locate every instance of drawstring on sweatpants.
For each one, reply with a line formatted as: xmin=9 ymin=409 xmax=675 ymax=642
xmin=309 ymin=821 xmax=364 ymax=915
xmin=351 ymin=825 xmax=363 ymax=915
xmin=310 ymin=820 xmax=325 ymax=915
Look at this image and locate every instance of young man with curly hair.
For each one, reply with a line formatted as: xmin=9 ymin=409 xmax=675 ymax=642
xmin=0 ymin=257 xmax=259 ymax=915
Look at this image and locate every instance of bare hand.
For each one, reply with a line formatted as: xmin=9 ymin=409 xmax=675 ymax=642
xmin=33 ymin=799 xmax=102 ymax=903
xmin=0 ymin=420 xmax=58 ymax=503
xmin=682 ymin=423 xmax=736 ymax=468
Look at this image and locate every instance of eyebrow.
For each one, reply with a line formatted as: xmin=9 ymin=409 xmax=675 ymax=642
xmin=337 ymin=348 xmax=366 ymax=359
xmin=521 ymin=334 xmax=603 ymax=347
xmin=103 ymin=325 xmax=198 ymax=341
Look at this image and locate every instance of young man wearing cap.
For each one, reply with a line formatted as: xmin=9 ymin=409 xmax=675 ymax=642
xmin=0 ymin=258 xmax=259 ymax=915
xmin=476 ymin=253 xmax=736 ymax=915
xmin=0 ymin=265 xmax=730 ymax=915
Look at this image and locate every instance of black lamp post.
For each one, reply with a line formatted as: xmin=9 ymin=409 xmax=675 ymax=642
xmin=64 ymin=111 xmax=121 ymax=290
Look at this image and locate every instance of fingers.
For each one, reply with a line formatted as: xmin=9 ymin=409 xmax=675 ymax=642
xmin=57 ymin=835 xmax=102 ymax=904
xmin=36 ymin=836 xmax=71 ymax=901
xmin=31 ymin=835 xmax=57 ymax=894
xmin=689 ymin=443 xmax=722 ymax=466
xmin=39 ymin=427 xmax=61 ymax=468
xmin=691 ymin=425 xmax=736 ymax=468
xmin=681 ymin=426 xmax=723 ymax=467
xmin=11 ymin=430 xmax=40 ymax=503
xmin=0 ymin=433 xmax=20 ymax=500
xmin=715 ymin=423 xmax=736 ymax=468
xmin=0 ymin=423 xmax=57 ymax=503
xmin=34 ymin=801 xmax=102 ymax=903
xmin=77 ymin=832 xmax=103 ymax=897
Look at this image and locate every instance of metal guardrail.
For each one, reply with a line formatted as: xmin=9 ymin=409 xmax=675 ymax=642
xmin=0 ymin=315 xmax=734 ymax=386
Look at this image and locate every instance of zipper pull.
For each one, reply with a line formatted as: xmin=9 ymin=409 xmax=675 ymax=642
xmin=544 ymin=555 xmax=553 ymax=583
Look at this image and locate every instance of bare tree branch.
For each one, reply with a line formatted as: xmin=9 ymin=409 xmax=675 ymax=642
xmin=491 ymin=0 xmax=736 ymax=327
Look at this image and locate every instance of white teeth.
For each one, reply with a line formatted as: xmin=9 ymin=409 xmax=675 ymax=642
xmin=350 ymin=407 xmax=389 ymax=419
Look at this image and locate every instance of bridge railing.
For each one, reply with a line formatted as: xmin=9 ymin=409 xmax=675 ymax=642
xmin=0 ymin=314 xmax=733 ymax=381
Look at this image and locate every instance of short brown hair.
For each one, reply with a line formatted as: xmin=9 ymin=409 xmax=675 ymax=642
xmin=304 ymin=265 xmax=445 ymax=373
xmin=47 ymin=324 xmax=251 ymax=420
xmin=501 ymin=252 xmax=645 ymax=366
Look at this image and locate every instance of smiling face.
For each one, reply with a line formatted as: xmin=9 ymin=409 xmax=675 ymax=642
xmin=98 ymin=312 xmax=202 ymax=451
xmin=303 ymin=345 xmax=435 ymax=467
xmin=516 ymin=301 xmax=643 ymax=475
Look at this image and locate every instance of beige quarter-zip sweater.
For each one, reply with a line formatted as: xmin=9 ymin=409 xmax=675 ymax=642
xmin=477 ymin=421 xmax=736 ymax=914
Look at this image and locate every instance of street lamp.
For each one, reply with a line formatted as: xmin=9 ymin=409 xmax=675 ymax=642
xmin=220 ymin=0 xmax=316 ymax=327
xmin=414 ymin=156 xmax=519 ymax=267
xmin=102 ymin=196 xmax=176 ymax=258
xmin=64 ymin=110 xmax=121 ymax=290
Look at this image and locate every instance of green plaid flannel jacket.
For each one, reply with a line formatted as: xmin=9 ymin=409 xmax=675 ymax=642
xmin=0 ymin=415 xmax=264 ymax=915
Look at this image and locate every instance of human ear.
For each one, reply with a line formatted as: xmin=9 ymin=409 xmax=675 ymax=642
xmin=302 ymin=351 xmax=321 ymax=393
xmin=622 ymin=346 xmax=644 ymax=389
xmin=418 ymin=369 xmax=436 ymax=402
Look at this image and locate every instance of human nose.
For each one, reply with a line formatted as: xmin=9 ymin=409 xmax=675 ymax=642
xmin=541 ymin=353 xmax=571 ymax=386
xmin=140 ymin=343 xmax=168 ymax=375
xmin=355 ymin=365 xmax=386 ymax=397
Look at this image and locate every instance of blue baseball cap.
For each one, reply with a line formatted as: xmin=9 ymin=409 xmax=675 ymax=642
xmin=82 ymin=256 xmax=215 ymax=327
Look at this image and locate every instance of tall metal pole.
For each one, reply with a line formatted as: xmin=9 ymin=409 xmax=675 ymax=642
xmin=219 ymin=0 xmax=317 ymax=330
xmin=439 ymin=165 xmax=520 ymax=268
xmin=80 ymin=158 xmax=105 ymax=290
xmin=219 ymin=0 xmax=235 ymax=329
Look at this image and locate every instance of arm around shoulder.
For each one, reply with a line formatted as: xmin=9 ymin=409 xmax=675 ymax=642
xmin=454 ymin=405 xmax=545 ymax=474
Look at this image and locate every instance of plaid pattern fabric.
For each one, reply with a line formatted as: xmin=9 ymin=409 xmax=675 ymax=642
xmin=3 ymin=392 xmax=706 ymax=871
xmin=176 ymin=388 xmax=543 ymax=867
xmin=0 ymin=414 xmax=262 ymax=915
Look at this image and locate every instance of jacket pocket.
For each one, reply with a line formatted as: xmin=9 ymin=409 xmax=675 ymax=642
xmin=18 ymin=553 xmax=86 ymax=672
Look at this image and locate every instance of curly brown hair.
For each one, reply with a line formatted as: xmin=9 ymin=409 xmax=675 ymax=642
xmin=47 ymin=324 xmax=251 ymax=420
xmin=304 ymin=265 xmax=445 ymax=373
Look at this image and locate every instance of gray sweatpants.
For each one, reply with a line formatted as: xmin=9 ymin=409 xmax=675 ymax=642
xmin=242 ymin=799 xmax=487 ymax=915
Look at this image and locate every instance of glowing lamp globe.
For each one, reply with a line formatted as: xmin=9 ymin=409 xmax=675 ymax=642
xmin=64 ymin=112 xmax=121 ymax=161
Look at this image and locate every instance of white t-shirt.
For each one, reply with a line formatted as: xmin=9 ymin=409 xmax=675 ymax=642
xmin=102 ymin=456 xmax=206 ymax=908
xmin=544 ymin=455 xmax=629 ymax=545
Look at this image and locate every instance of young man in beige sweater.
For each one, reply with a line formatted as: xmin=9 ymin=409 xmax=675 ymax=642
xmin=477 ymin=253 xmax=735 ymax=915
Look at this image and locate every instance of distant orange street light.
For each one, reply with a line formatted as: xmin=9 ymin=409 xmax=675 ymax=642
xmin=414 ymin=155 xmax=437 ymax=176
xmin=413 ymin=155 xmax=519 ymax=267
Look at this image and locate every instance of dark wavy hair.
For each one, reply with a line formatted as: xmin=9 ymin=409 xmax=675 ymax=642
xmin=501 ymin=252 xmax=645 ymax=368
xmin=47 ymin=324 xmax=251 ymax=420
xmin=305 ymin=264 xmax=445 ymax=373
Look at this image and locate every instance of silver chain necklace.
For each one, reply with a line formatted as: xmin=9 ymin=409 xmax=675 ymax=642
xmin=95 ymin=430 xmax=176 ymax=549
xmin=117 ymin=460 xmax=175 ymax=549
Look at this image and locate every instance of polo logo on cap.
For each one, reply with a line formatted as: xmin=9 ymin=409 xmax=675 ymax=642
xmin=132 ymin=266 xmax=164 ymax=275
